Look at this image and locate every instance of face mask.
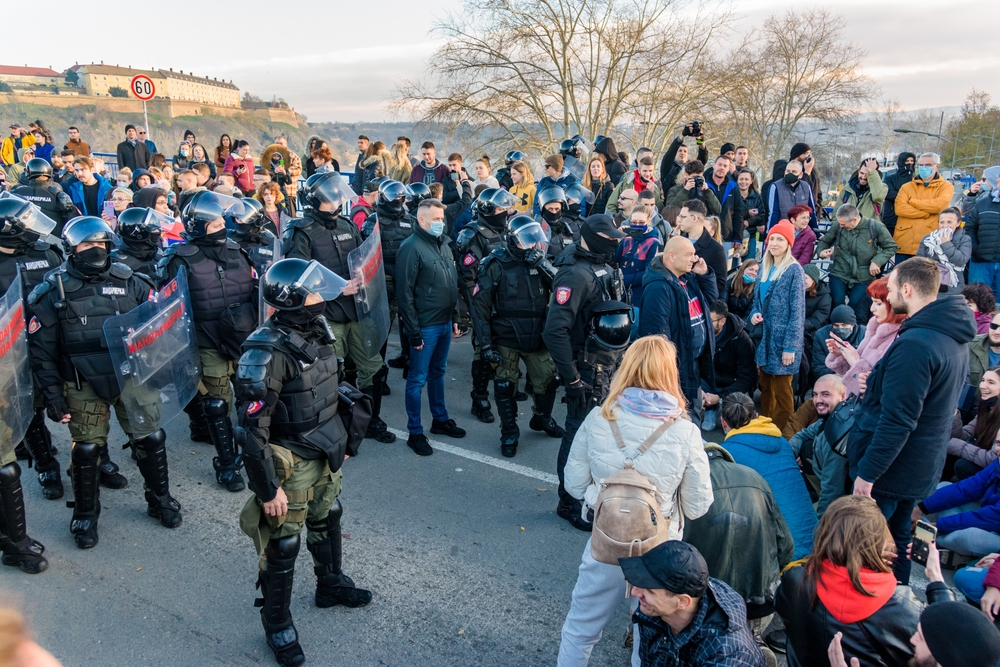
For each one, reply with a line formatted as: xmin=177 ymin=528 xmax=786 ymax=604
xmin=742 ymin=273 xmax=755 ymax=284
xmin=783 ymin=173 xmax=799 ymax=186
xmin=76 ymin=246 xmax=109 ymax=270
xmin=202 ymin=228 xmax=228 ymax=244
xmin=280 ymin=301 xmax=328 ymax=327
xmin=902 ymin=162 xmax=914 ymax=174
xmin=181 ymin=149 xmax=190 ymax=157
xmin=917 ymin=166 xmax=934 ymax=180
xmin=428 ymin=220 xmax=445 ymax=237
xmin=581 ymin=225 xmax=619 ymax=260
xmin=566 ymin=202 xmax=583 ymax=218
xmin=541 ymin=208 xmax=562 ymax=223
xmin=832 ymin=326 xmax=853 ymax=340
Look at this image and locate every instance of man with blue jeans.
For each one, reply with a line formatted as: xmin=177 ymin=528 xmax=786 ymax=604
xmin=396 ymin=198 xmax=466 ymax=455
xmin=965 ymin=182 xmax=1000 ymax=302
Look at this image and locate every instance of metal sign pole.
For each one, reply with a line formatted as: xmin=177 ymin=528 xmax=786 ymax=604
xmin=143 ymin=100 xmax=150 ymax=147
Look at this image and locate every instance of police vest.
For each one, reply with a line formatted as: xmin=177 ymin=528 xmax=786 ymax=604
xmin=482 ymin=249 xmax=550 ymax=352
xmin=0 ymin=243 xmax=62 ymax=295
xmin=112 ymin=244 xmax=161 ymax=279
xmin=365 ymin=207 xmax=414 ymax=274
xmin=285 ymin=212 xmax=358 ymax=322
xmin=10 ymin=183 xmax=72 ymax=227
xmin=233 ymin=236 xmax=275 ymax=277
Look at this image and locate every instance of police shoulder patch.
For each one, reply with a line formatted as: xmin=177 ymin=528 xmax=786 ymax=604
xmin=555 ymin=286 xmax=572 ymax=304
xmin=463 ymin=253 xmax=477 ymax=266
xmin=246 ymin=400 xmax=266 ymax=415
xmin=28 ymin=316 xmax=40 ymax=333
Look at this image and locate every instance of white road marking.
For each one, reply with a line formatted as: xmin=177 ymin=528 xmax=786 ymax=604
xmin=387 ymin=428 xmax=559 ymax=485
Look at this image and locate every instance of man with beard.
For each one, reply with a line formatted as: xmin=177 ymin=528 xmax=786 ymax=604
xmin=788 ymin=375 xmax=849 ymax=516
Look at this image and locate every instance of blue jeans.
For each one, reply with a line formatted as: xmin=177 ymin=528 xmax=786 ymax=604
xmin=969 ymin=262 xmax=1000 ymax=305
xmin=405 ymin=323 xmax=452 ymax=434
xmin=828 ymin=276 xmax=871 ymax=323
xmin=875 ymin=494 xmax=917 ymax=584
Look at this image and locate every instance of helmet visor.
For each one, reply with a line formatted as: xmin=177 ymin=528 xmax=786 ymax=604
xmin=143 ymin=208 xmax=175 ymax=231
xmin=0 ymin=192 xmax=56 ymax=237
xmin=312 ymin=173 xmax=358 ymax=208
xmin=564 ymin=184 xmax=596 ymax=205
xmin=489 ymin=189 xmax=520 ymax=210
xmin=291 ymin=260 xmax=349 ymax=302
xmin=510 ymin=221 xmax=549 ymax=253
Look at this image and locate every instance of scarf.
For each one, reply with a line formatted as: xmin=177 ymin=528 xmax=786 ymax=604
xmin=921 ymin=229 xmax=959 ymax=287
xmin=617 ymin=388 xmax=684 ymax=421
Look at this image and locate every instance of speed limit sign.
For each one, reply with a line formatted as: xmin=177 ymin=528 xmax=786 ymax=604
xmin=130 ymin=75 xmax=155 ymax=101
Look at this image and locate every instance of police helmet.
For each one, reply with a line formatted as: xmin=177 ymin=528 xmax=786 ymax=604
xmin=536 ymin=186 xmax=567 ymax=210
xmin=564 ymin=182 xmax=596 ymax=207
xmin=0 ymin=195 xmax=57 ymax=247
xmin=25 ymin=158 xmax=53 ymax=181
xmin=593 ymin=135 xmax=607 ymax=147
xmin=302 ymin=171 xmax=355 ymax=211
xmin=378 ymin=180 xmax=407 ymax=214
xmin=62 ymin=216 xmax=117 ymax=252
xmin=589 ymin=301 xmax=633 ymax=350
xmin=223 ymin=197 xmax=264 ymax=234
xmin=475 ymin=188 xmax=519 ymax=229
xmin=263 ymin=258 xmax=348 ymax=311
xmin=116 ymin=207 xmax=170 ymax=246
xmin=559 ymin=138 xmax=580 ymax=156
xmin=404 ymin=182 xmax=431 ymax=214
xmin=182 ymin=190 xmax=241 ymax=238
xmin=504 ymin=150 xmax=526 ymax=166
xmin=506 ymin=215 xmax=549 ymax=259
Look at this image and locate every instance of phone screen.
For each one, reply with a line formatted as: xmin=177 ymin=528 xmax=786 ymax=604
xmin=915 ymin=522 xmax=937 ymax=543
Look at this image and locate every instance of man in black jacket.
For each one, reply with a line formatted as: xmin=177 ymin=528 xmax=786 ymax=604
xmin=702 ymin=302 xmax=756 ymax=430
xmin=847 ymin=258 xmax=977 ymax=584
xmin=396 ymin=199 xmax=466 ymax=455
xmin=963 ymin=183 xmax=1000 ymax=293
xmin=352 ymin=135 xmax=369 ymax=195
xmin=593 ymin=136 xmax=627 ymax=186
xmin=115 ymin=125 xmax=150 ymax=172
xmin=637 ymin=237 xmax=717 ymax=420
xmin=881 ymin=152 xmax=915 ymax=235
xmin=658 ymin=124 xmax=709 ymax=190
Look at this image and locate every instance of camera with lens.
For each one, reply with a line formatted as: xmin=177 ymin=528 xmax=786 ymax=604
xmin=683 ymin=121 xmax=702 ymax=137
xmin=693 ymin=175 xmax=705 ymax=188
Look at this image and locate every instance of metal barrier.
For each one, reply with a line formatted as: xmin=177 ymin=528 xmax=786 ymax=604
xmin=92 ymin=153 xmax=354 ymax=187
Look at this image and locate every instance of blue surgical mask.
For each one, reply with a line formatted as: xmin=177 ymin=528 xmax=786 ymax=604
xmin=428 ymin=220 xmax=445 ymax=237
xmin=742 ymin=273 xmax=755 ymax=284
xmin=917 ymin=165 xmax=934 ymax=180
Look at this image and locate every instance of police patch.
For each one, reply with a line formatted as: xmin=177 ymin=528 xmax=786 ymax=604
xmin=102 ymin=286 xmax=127 ymax=296
xmin=28 ymin=316 xmax=40 ymax=333
xmin=473 ymin=284 xmax=479 ymax=296
xmin=463 ymin=254 xmax=476 ymax=266
xmin=555 ymin=287 xmax=572 ymax=304
xmin=246 ymin=400 xmax=266 ymax=415
xmin=23 ymin=260 xmax=49 ymax=271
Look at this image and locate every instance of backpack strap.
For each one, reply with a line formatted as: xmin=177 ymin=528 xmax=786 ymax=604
xmin=608 ymin=418 xmax=676 ymax=456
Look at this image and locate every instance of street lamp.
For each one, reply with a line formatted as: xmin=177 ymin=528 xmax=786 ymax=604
xmin=894 ymin=127 xmax=943 ymax=154
xmin=800 ymin=127 xmax=829 ymax=141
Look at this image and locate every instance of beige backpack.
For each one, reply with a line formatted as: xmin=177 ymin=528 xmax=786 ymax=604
xmin=590 ymin=418 xmax=675 ymax=566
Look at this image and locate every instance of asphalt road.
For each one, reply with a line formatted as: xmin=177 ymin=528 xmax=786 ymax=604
xmin=3 ymin=329 xmax=944 ymax=666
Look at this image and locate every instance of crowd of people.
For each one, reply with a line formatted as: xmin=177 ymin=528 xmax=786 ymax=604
xmin=2 ymin=116 xmax=1000 ymax=667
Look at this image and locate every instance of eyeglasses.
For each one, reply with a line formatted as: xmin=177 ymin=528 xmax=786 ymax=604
xmin=991 ymin=323 xmax=1000 ymax=330
xmin=112 ymin=197 xmax=131 ymax=203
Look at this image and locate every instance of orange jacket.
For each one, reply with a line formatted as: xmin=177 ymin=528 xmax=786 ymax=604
xmin=892 ymin=175 xmax=954 ymax=255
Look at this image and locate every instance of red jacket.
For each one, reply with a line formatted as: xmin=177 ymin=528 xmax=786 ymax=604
xmin=792 ymin=226 xmax=817 ymax=265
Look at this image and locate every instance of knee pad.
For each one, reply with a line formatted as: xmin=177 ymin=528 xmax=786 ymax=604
xmin=134 ymin=428 xmax=167 ymax=452
xmin=329 ymin=498 xmax=343 ymax=522
xmin=72 ymin=441 xmax=100 ymax=464
xmin=0 ymin=461 xmax=21 ymax=485
xmin=204 ymin=398 xmax=229 ymax=418
xmin=269 ymin=533 xmax=301 ymax=559
xmin=373 ymin=365 xmax=388 ymax=384
xmin=495 ymin=380 xmax=515 ymax=397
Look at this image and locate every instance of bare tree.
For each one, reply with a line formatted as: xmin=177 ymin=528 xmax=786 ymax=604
xmin=708 ymin=9 xmax=876 ymax=173
xmin=873 ymin=98 xmax=903 ymax=164
xmin=392 ymin=0 xmax=729 ymax=158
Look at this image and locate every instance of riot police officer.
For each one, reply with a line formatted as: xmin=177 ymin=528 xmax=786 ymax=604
xmin=28 ymin=217 xmax=182 ymax=548
xmin=158 ymin=190 xmax=257 ymax=493
xmin=227 ymin=198 xmax=278 ymax=277
xmin=283 ymin=172 xmax=395 ymax=444
xmin=541 ymin=214 xmax=631 ymax=531
xmin=473 ymin=216 xmax=564 ymax=457
xmin=563 ymin=182 xmax=593 ymax=228
xmin=362 ymin=180 xmax=414 ymax=375
xmin=10 ymin=158 xmax=77 ymax=237
xmin=404 ymin=182 xmax=432 ymax=217
xmin=456 ymin=188 xmax=519 ymax=423
xmin=0 ymin=196 xmax=65 ymax=500
xmin=112 ymin=207 xmax=168 ymax=278
xmin=495 ymin=150 xmax=526 ymax=191
xmin=536 ymin=186 xmax=571 ymax=259
xmin=235 ymin=258 xmax=372 ymax=667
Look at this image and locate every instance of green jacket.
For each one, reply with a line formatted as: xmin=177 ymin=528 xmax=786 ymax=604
xmin=815 ymin=217 xmax=898 ymax=287
xmin=604 ymin=169 xmax=665 ymax=215
xmin=969 ymin=333 xmax=991 ymax=398
xmin=664 ymin=183 xmax=722 ymax=215
xmin=840 ymin=170 xmax=888 ymax=221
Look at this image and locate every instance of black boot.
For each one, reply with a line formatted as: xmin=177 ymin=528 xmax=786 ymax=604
xmin=183 ymin=397 xmax=211 ymax=443
xmin=97 ymin=444 xmax=128 ymax=489
xmin=256 ymin=535 xmax=306 ymax=667
xmin=69 ymin=442 xmax=101 ymax=549
xmin=24 ymin=409 xmax=63 ymax=499
xmin=204 ymin=398 xmax=245 ymax=492
xmin=133 ymin=429 xmax=182 ymax=528
xmin=470 ymin=359 xmax=495 ymax=423
xmin=307 ymin=500 xmax=373 ymax=609
xmin=529 ymin=381 xmax=565 ymax=438
xmin=494 ymin=380 xmax=520 ymax=458
xmin=0 ymin=463 xmax=48 ymax=574
xmin=14 ymin=442 xmax=30 ymax=461
xmin=364 ymin=368 xmax=396 ymax=444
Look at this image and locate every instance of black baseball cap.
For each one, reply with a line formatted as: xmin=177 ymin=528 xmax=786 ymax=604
xmin=619 ymin=541 xmax=709 ymax=597
xmin=582 ymin=213 xmax=626 ymax=239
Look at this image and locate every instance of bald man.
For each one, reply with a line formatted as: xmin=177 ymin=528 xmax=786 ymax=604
xmin=788 ymin=375 xmax=849 ymax=516
xmin=638 ymin=236 xmax=718 ymax=419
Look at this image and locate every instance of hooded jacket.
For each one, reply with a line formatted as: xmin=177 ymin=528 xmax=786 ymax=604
xmin=713 ymin=313 xmax=757 ymax=397
xmin=67 ymin=174 xmax=114 ymax=217
xmin=564 ymin=406 xmax=713 ymax=537
xmin=594 ymin=137 xmax=627 ymax=186
xmin=684 ymin=444 xmax=794 ymax=619
xmin=815 ymin=217 xmax=898 ymax=287
xmin=969 ymin=333 xmax=993 ymax=397
xmin=804 ymin=281 xmax=832 ymax=339
xmin=776 ymin=561 xmax=955 ymax=667
xmin=841 ymin=169 xmax=888 ymax=221
xmin=825 ymin=316 xmax=901 ymax=398
xmin=881 ymin=153 xmax=915 ymax=232
xmin=638 ymin=256 xmax=718 ymax=406
xmin=964 ymin=189 xmax=1000 ymax=264
xmin=849 ymin=294 xmax=977 ymax=499
xmin=916 ymin=226 xmax=972 ymax=289
xmin=892 ymin=173 xmax=954 ymax=256
xmin=723 ymin=417 xmax=818 ymax=558
xmin=812 ymin=322 xmax=866 ymax=380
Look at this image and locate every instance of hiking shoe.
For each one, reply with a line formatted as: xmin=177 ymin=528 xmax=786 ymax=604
xmin=430 ymin=419 xmax=466 ymax=438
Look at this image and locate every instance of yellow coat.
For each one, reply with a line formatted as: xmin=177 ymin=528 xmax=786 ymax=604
xmin=0 ymin=133 xmax=35 ymax=167
xmin=892 ymin=176 xmax=954 ymax=255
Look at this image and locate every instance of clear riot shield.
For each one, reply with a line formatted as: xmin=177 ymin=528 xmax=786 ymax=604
xmin=258 ymin=235 xmax=283 ymax=325
xmin=0 ymin=279 xmax=34 ymax=460
xmin=563 ymin=155 xmax=586 ymax=181
xmin=348 ymin=223 xmax=390 ymax=355
xmin=103 ymin=266 xmax=202 ymax=436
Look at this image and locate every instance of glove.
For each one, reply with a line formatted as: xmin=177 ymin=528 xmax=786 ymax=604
xmin=46 ymin=400 xmax=70 ymax=423
xmin=524 ymin=248 xmax=545 ymax=267
xmin=564 ymin=379 xmax=592 ymax=415
xmin=482 ymin=347 xmax=503 ymax=365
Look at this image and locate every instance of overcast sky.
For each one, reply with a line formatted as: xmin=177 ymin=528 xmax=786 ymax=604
xmin=10 ymin=0 xmax=997 ymax=122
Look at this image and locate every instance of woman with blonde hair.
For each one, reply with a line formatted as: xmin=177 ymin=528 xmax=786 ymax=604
xmin=389 ymin=143 xmax=412 ymax=183
xmin=559 ymin=335 xmax=713 ymax=667
xmin=749 ymin=221 xmax=805 ymax=430
xmin=509 ymin=161 xmax=536 ymax=214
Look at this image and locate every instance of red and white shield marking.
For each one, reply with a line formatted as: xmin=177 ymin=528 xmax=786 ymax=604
xmin=246 ymin=400 xmax=266 ymax=415
xmin=28 ymin=316 xmax=40 ymax=333
xmin=555 ymin=287 xmax=572 ymax=305
xmin=463 ymin=254 xmax=477 ymax=266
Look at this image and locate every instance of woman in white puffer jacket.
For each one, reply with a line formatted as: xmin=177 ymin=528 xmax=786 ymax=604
xmin=557 ymin=335 xmax=714 ymax=667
